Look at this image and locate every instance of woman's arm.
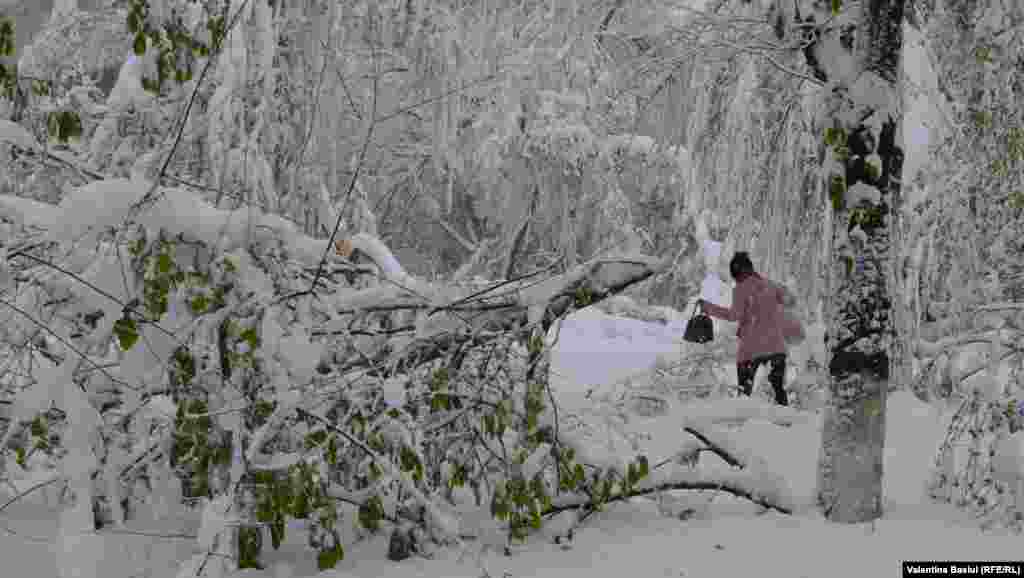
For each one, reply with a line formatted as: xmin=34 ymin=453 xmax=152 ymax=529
xmin=701 ymin=285 xmax=742 ymax=321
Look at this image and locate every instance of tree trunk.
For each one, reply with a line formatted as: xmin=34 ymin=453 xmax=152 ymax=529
xmin=791 ymin=0 xmax=906 ymax=523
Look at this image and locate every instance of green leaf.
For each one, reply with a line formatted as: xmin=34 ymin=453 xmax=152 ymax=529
xmin=255 ymin=500 xmax=275 ymax=523
xmin=240 ymin=327 xmax=260 ymax=349
xmin=304 ymin=429 xmax=328 ymax=450
xmin=326 ymin=436 xmax=338 ymax=466
xmin=0 ymin=18 xmax=15 ymax=57
xmin=358 ymin=495 xmax=384 ymax=532
xmin=431 ymin=392 xmax=450 ymax=412
xmin=237 ymin=526 xmax=263 ymax=569
xmin=128 ymin=237 xmax=146 ymax=256
xmin=831 ymin=0 xmax=842 ymax=15
xmin=368 ymin=461 xmax=383 ymax=482
xmin=431 ymin=367 xmax=449 ymax=390
xmin=253 ymin=399 xmax=275 ymax=424
xmin=190 ymin=294 xmax=209 ymax=315
xmin=134 ymin=32 xmax=147 ymax=55
xmin=156 ymin=252 xmax=173 ymax=274
xmin=270 ymin=519 xmax=285 ymax=550
xmin=113 ymin=317 xmax=140 ymax=350
xmin=991 ymin=159 xmax=1008 ymax=178
xmin=214 ymin=444 xmax=231 ymax=465
xmin=1008 ymin=191 xmax=1024 ymax=209
xmin=973 ymin=110 xmax=993 ymax=129
xmin=574 ymin=286 xmax=593 ymax=307
xmin=62 ymin=111 xmax=82 ymax=141
xmin=527 ymin=334 xmax=544 ymax=355
xmin=864 ymin=398 xmax=881 ymax=417
xmin=126 ymin=10 xmax=140 ymax=34
xmin=173 ymin=348 xmax=196 ymax=385
xmin=399 ymin=446 xmax=424 ymax=482
xmin=449 ymin=463 xmax=467 ymax=488
xmin=829 ymin=174 xmax=846 ymax=211
xmin=30 ymin=416 xmax=46 ymax=438
xmin=864 ymin=160 xmax=880 ymax=181
xmin=291 ymin=489 xmax=310 ymax=519
xmin=31 ymin=80 xmax=49 ymax=96
xmin=316 ymin=544 xmax=344 ymax=570
xmin=530 ymin=505 xmax=542 ymax=529
xmin=824 ymin=127 xmax=844 ymax=147
xmin=974 ymin=46 xmax=992 ymax=64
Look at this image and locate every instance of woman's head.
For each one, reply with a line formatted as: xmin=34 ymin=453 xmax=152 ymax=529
xmin=729 ymin=251 xmax=755 ymax=281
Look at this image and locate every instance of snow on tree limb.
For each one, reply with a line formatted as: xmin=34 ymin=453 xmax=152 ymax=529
xmin=517 ymin=255 xmax=669 ymax=310
xmin=548 ymin=460 xmax=794 ymax=515
xmin=916 ymin=329 xmax=1019 ymax=358
xmin=0 ymin=119 xmax=40 ymax=151
xmin=0 ymin=195 xmax=59 ymax=229
xmin=325 ymin=254 xmax=668 ymax=376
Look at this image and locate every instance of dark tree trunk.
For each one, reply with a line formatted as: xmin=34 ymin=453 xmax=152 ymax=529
xmin=784 ymin=0 xmax=906 ymax=523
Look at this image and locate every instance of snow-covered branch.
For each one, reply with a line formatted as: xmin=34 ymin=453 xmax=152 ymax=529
xmin=548 ymin=461 xmax=794 ymax=516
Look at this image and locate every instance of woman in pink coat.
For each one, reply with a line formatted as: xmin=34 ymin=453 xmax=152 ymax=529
xmin=698 ymin=252 xmax=796 ymax=406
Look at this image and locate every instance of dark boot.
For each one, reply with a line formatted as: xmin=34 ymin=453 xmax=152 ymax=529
xmin=737 ymin=360 xmax=756 ymax=397
xmin=766 ymin=353 xmax=788 ymax=406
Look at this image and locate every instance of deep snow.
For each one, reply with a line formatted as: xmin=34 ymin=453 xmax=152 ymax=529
xmin=2 ymin=306 xmax=1020 ymax=578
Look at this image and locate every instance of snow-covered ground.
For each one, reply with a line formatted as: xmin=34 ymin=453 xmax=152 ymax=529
xmin=2 ymin=307 xmax=1020 ymax=578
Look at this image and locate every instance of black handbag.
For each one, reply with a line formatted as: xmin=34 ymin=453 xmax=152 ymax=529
xmin=683 ymin=301 xmax=714 ymax=344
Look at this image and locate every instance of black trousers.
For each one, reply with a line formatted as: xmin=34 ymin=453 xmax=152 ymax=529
xmin=737 ymin=353 xmax=788 ymax=406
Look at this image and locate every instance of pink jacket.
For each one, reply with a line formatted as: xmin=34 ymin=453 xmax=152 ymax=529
xmin=703 ymin=273 xmax=793 ymax=363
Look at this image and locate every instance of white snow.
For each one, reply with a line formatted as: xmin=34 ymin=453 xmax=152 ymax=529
xmin=847 ymin=181 xmax=883 ymax=207
xmin=381 ymin=377 xmax=406 ymax=409
xmin=993 ymin=432 xmax=1024 ymax=484
xmin=1 ymin=305 xmax=1021 ymax=578
xmin=0 ymin=119 xmax=39 ymax=150
xmin=278 ymin=328 xmax=323 ymax=383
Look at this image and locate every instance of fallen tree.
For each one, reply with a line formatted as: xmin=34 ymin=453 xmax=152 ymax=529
xmin=0 ymin=171 xmax=820 ymax=575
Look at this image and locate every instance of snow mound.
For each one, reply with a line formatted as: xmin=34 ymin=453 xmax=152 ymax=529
xmin=0 ymin=195 xmax=58 ymax=228
xmin=883 ymin=390 xmax=945 ymax=506
xmin=49 ymin=178 xmax=150 ymax=244
xmin=993 ymin=431 xmax=1024 ymax=483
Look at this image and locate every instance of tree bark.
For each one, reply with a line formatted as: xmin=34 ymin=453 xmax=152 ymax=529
xmin=786 ymin=0 xmax=906 ymax=523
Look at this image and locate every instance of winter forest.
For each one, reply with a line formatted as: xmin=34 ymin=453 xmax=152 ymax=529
xmin=0 ymin=0 xmax=1021 ymax=577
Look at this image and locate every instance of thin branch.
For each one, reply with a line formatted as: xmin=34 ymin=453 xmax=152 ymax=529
xmin=371 ymin=74 xmax=500 ymax=126
xmin=0 ymin=473 xmax=64 ymax=515
xmin=98 ymin=528 xmax=197 ymax=540
xmin=544 ymin=479 xmax=792 ymax=516
xmin=331 ymin=56 xmax=363 ymax=122
xmin=0 ymin=296 xmax=124 ymax=392
xmin=683 ymin=427 xmax=742 ymax=468
xmin=132 ymin=0 xmax=252 ymax=217
xmin=292 ymin=38 xmax=334 ymax=181
xmin=308 ymin=40 xmax=381 ymax=294
xmin=8 ymin=252 xmax=177 ymax=343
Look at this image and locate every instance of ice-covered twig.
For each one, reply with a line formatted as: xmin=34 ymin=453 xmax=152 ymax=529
xmin=0 ymin=472 xmax=65 ymax=515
